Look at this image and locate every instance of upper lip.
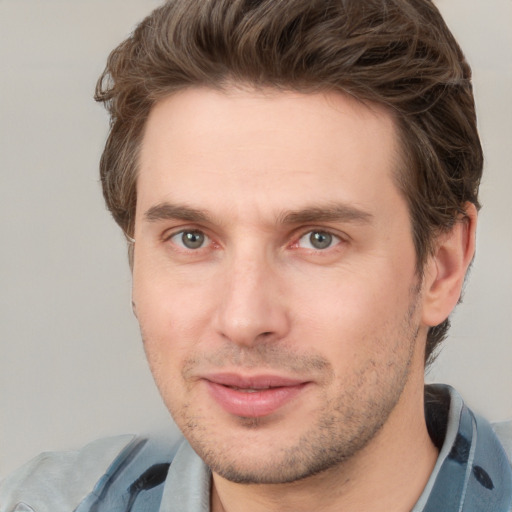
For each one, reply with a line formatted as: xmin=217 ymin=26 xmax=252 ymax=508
xmin=203 ymin=372 xmax=308 ymax=389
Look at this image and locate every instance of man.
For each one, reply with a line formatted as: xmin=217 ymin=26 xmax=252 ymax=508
xmin=1 ymin=0 xmax=511 ymax=511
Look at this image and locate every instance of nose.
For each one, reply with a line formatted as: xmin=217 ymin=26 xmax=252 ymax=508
xmin=212 ymin=249 xmax=290 ymax=347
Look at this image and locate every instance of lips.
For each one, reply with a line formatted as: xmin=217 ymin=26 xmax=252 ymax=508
xmin=203 ymin=373 xmax=309 ymax=418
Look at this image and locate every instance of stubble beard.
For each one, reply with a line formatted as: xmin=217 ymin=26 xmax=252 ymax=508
xmin=147 ymin=289 xmax=421 ymax=485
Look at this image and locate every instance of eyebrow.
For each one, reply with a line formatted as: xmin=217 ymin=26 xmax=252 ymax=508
xmin=278 ymin=204 xmax=373 ymax=225
xmin=144 ymin=203 xmax=210 ymax=223
xmin=143 ymin=202 xmax=373 ymax=226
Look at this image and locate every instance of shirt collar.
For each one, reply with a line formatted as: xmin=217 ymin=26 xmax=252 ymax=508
xmin=414 ymin=384 xmax=512 ymax=511
xmin=159 ymin=385 xmax=512 ymax=512
xmin=159 ymin=440 xmax=211 ymax=512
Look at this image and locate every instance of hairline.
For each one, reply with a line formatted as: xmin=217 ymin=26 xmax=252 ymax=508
xmin=127 ymin=82 xmax=425 ymax=275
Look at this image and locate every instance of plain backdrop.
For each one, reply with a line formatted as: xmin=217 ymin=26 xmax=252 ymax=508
xmin=1 ymin=0 xmax=511 ymax=479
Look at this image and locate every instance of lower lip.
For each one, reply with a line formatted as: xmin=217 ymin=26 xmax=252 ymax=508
xmin=205 ymin=381 xmax=308 ymax=418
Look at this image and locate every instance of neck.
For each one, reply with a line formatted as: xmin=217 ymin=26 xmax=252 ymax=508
xmin=211 ymin=375 xmax=437 ymax=512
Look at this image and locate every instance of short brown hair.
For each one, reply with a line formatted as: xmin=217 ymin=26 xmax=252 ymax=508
xmin=95 ymin=0 xmax=483 ymax=366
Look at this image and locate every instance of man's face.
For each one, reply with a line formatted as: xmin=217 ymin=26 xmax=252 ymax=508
xmin=133 ymin=87 xmax=428 ymax=483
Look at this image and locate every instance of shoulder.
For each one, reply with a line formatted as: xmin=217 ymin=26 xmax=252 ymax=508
xmin=493 ymin=420 xmax=512 ymax=465
xmin=0 ymin=435 xmax=138 ymax=512
xmin=0 ymin=433 xmax=181 ymax=512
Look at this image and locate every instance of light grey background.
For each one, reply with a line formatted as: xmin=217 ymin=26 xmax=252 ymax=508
xmin=1 ymin=0 xmax=511 ymax=479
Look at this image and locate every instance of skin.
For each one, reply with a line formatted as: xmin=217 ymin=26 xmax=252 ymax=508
xmin=132 ymin=86 xmax=476 ymax=512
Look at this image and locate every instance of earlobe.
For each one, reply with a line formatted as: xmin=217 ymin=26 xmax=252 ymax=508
xmin=421 ymin=202 xmax=477 ymax=327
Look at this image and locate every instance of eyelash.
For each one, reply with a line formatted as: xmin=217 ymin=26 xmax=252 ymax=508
xmin=163 ymin=227 xmax=346 ymax=255
xmin=165 ymin=229 xmax=213 ymax=251
xmin=300 ymin=230 xmax=341 ymax=248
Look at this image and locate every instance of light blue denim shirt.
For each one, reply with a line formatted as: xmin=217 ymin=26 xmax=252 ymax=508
xmin=1 ymin=385 xmax=511 ymax=512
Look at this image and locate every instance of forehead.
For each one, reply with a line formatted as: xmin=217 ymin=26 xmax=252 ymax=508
xmin=137 ymin=86 xmax=402 ymax=221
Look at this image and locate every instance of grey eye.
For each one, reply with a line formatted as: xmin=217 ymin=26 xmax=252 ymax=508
xmin=298 ymin=230 xmax=339 ymax=250
xmin=171 ymin=230 xmax=207 ymax=249
xmin=309 ymin=231 xmax=332 ymax=249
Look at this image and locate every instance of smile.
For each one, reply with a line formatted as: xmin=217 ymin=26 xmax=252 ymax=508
xmin=229 ymin=386 xmax=272 ymax=392
xmin=203 ymin=373 xmax=310 ymax=418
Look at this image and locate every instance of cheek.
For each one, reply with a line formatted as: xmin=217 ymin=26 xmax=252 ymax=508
xmin=134 ymin=278 xmax=197 ymax=413
xmin=132 ymin=266 xmax=213 ymax=375
xmin=134 ymin=254 xmax=216 ymax=327
xmin=292 ymin=269 xmax=415 ymax=361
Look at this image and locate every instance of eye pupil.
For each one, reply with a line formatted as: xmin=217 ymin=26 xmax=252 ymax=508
xmin=310 ymin=231 xmax=332 ymax=249
xmin=182 ymin=231 xmax=205 ymax=249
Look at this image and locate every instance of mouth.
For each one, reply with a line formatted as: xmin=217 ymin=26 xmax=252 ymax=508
xmin=225 ymin=386 xmax=273 ymax=392
xmin=202 ymin=373 xmax=310 ymax=418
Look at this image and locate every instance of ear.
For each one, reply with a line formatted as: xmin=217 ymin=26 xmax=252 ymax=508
xmin=421 ymin=202 xmax=477 ymax=328
xmin=132 ymin=299 xmax=138 ymax=319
